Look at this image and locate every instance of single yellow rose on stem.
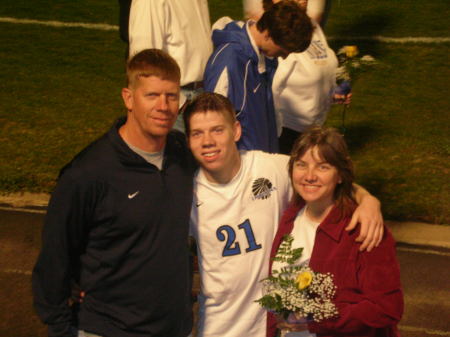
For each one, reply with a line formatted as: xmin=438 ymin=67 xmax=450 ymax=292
xmin=345 ymin=45 xmax=359 ymax=58
xmin=296 ymin=271 xmax=313 ymax=290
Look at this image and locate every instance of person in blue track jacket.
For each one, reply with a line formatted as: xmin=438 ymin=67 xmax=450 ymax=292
xmin=203 ymin=0 xmax=313 ymax=153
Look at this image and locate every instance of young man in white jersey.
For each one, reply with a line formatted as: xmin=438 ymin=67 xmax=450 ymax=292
xmin=183 ymin=92 xmax=384 ymax=337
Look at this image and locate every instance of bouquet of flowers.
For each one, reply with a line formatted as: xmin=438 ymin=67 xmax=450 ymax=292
xmin=256 ymin=235 xmax=338 ymax=323
xmin=335 ymin=45 xmax=377 ymax=94
xmin=333 ymin=45 xmax=377 ymax=132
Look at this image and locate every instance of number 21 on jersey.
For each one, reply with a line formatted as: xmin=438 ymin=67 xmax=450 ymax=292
xmin=216 ymin=219 xmax=262 ymax=257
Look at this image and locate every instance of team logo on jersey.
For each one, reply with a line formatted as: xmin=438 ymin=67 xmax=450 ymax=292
xmin=252 ymin=178 xmax=276 ymax=200
xmin=306 ymin=40 xmax=328 ymax=60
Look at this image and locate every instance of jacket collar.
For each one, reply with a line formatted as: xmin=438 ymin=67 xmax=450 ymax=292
xmin=108 ymin=117 xmax=148 ymax=167
xmin=288 ymin=200 xmax=353 ymax=243
xmin=108 ymin=117 xmax=194 ymax=170
xmin=246 ymin=20 xmax=267 ymax=74
xmin=318 ymin=204 xmax=354 ymax=242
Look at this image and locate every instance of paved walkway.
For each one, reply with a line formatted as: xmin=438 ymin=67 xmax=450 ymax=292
xmin=1 ymin=192 xmax=449 ymax=249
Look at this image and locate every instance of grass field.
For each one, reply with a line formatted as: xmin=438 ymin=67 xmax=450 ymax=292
xmin=0 ymin=0 xmax=449 ymax=223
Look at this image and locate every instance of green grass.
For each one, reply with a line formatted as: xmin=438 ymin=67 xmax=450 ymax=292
xmin=325 ymin=0 xmax=450 ymax=37
xmin=326 ymin=43 xmax=450 ymax=224
xmin=0 ymin=1 xmax=449 ymax=223
xmin=0 ymin=0 xmax=245 ymax=24
xmin=0 ymin=23 xmax=125 ymax=191
xmin=0 ymin=0 xmax=118 ymax=23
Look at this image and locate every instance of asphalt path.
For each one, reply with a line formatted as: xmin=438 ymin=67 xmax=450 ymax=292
xmin=0 ymin=208 xmax=449 ymax=336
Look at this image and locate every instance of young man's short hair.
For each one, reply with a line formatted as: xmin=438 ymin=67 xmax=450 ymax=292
xmin=183 ymin=92 xmax=237 ymax=135
xmin=126 ymin=49 xmax=181 ymax=88
xmin=257 ymin=0 xmax=313 ymax=53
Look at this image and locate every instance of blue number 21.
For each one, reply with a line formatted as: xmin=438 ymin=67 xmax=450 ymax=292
xmin=216 ymin=219 xmax=262 ymax=257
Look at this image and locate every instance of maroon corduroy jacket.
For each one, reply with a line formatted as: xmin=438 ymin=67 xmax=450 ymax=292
xmin=267 ymin=202 xmax=403 ymax=337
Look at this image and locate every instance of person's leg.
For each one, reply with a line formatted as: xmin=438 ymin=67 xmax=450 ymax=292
xmin=173 ymin=88 xmax=204 ymax=133
xmin=118 ymin=0 xmax=132 ymax=43
xmin=278 ymin=127 xmax=301 ymax=155
xmin=78 ymin=330 xmax=103 ymax=337
xmin=118 ymin=0 xmax=132 ymax=57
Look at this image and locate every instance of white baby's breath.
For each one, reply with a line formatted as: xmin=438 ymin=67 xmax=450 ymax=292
xmin=361 ymin=54 xmax=376 ymax=62
xmin=336 ymin=66 xmax=350 ymax=81
xmin=256 ymin=235 xmax=338 ymax=322
xmin=335 ymin=45 xmax=377 ymax=83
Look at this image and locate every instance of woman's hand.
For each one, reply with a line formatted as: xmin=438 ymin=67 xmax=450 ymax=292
xmin=275 ymin=313 xmax=309 ymax=332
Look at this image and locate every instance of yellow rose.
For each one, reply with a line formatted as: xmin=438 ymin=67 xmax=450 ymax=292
xmin=295 ymin=271 xmax=313 ymax=290
xmin=345 ymin=45 xmax=359 ymax=58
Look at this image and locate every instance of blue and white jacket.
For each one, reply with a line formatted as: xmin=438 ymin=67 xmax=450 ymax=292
xmin=204 ymin=19 xmax=279 ymax=153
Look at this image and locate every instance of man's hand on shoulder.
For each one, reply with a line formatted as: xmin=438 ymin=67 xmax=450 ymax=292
xmin=347 ymin=186 xmax=384 ymax=252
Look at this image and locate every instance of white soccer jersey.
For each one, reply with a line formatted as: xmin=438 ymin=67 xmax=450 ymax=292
xmin=190 ymin=151 xmax=292 ymax=337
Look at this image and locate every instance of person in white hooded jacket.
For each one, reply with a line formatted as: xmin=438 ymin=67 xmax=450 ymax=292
xmin=244 ymin=0 xmax=348 ymax=155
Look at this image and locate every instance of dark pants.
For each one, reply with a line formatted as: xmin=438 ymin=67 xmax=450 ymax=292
xmin=118 ymin=0 xmax=132 ymax=43
xmin=118 ymin=0 xmax=132 ymax=57
xmin=278 ymin=127 xmax=302 ymax=155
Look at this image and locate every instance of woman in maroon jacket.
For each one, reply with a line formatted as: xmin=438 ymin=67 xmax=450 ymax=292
xmin=267 ymin=126 xmax=403 ymax=337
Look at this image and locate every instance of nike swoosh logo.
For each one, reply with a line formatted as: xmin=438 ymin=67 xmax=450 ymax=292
xmin=196 ymin=202 xmax=203 ymax=207
xmin=253 ymin=83 xmax=261 ymax=93
xmin=128 ymin=191 xmax=139 ymax=199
